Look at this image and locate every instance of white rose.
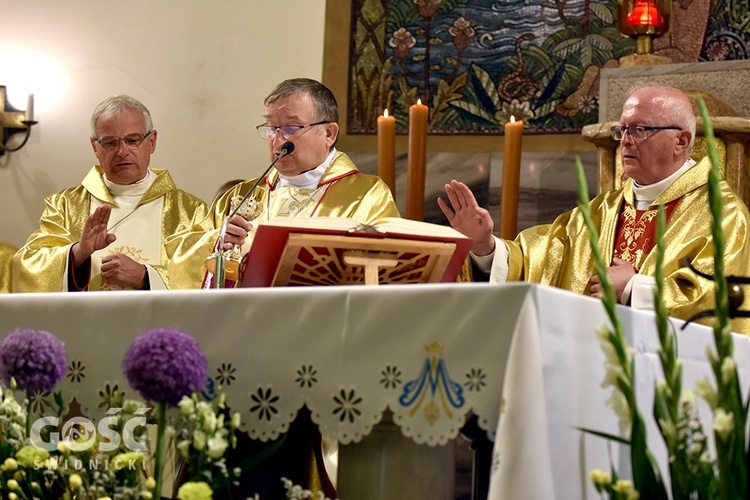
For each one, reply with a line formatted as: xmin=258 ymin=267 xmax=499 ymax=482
xmin=207 ymin=436 xmax=229 ymax=459
xmin=178 ymin=398 xmax=195 ymax=416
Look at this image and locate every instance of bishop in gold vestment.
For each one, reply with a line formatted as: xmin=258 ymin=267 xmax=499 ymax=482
xmin=167 ymin=78 xmax=399 ymax=499
xmin=439 ymin=86 xmax=750 ymax=335
xmin=166 ymin=149 xmax=398 ymax=289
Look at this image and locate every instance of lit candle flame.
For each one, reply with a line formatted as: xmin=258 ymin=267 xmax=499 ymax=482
xmin=384 ymin=109 xmax=390 ymax=118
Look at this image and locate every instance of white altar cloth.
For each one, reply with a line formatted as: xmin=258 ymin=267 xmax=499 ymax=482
xmin=1 ymin=282 xmax=745 ymax=498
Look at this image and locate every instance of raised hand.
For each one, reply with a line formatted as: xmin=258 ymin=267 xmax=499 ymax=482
xmin=72 ymin=205 xmax=116 ymax=268
xmin=438 ymin=179 xmax=495 ymax=256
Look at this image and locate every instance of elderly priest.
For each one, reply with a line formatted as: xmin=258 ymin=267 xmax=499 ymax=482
xmin=439 ymin=85 xmax=750 ymax=335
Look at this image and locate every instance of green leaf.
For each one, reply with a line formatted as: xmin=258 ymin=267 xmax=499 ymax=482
xmin=589 ymin=2 xmax=615 ymax=24
xmin=576 ymin=426 xmax=631 ymax=445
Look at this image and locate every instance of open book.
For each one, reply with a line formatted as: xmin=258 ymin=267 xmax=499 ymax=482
xmin=239 ymin=216 xmax=472 ymax=287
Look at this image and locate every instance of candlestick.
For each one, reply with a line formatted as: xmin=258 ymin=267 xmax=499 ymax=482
xmin=499 ymin=115 xmax=524 ymax=240
xmin=406 ymin=99 xmax=428 ymax=221
xmin=377 ymin=108 xmax=396 ymax=196
xmin=25 ymin=94 xmax=34 ymax=122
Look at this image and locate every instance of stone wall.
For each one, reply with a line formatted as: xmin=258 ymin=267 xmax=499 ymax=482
xmin=599 ymin=60 xmax=750 ymax=122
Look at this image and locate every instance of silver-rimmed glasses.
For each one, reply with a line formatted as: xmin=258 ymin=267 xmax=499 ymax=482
xmin=94 ymin=131 xmax=153 ymax=151
xmin=256 ymin=121 xmax=329 ymax=139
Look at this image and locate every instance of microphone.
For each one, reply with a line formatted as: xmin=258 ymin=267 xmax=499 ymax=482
xmin=213 ymin=141 xmax=295 ymax=288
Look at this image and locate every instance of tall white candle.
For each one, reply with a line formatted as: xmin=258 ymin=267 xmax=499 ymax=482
xmin=25 ymin=94 xmax=34 ymax=122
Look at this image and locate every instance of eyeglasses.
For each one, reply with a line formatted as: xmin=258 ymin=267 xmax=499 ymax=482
xmin=610 ymin=125 xmax=682 ymax=141
xmin=94 ymin=131 xmax=153 ymax=151
xmin=256 ymin=121 xmax=329 ymax=139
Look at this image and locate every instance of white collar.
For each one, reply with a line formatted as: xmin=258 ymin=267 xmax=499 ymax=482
xmin=277 ymin=148 xmax=337 ymax=189
xmin=104 ymin=169 xmax=152 ymax=197
xmin=631 ymin=157 xmax=695 ymax=209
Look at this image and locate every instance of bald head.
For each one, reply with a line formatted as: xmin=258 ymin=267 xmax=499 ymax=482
xmin=618 ymin=86 xmax=695 ymax=185
xmin=622 ymin=86 xmax=696 ymax=151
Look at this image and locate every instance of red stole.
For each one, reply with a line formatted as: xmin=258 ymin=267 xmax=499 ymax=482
xmin=613 ymin=198 xmax=681 ymax=269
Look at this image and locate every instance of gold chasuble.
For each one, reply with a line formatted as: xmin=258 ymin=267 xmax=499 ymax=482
xmin=505 ymin=156 xmax=750 ymax=335
xmin=0 ymin=242 xmax=17 ymax=293
xmin=13 ymin=167 xmax=208 ymax=292
xmin=166 ymin=152 xmax=399 ymax=289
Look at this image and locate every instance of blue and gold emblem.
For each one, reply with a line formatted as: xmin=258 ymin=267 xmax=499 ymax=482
xmin=399 ymin=342 xmax=464 ymax=425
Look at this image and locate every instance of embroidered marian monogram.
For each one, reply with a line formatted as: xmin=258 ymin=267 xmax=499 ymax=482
xmin=399 ymin=342 xmax=464 ymax=425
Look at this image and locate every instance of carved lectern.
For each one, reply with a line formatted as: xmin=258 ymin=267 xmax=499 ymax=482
xmin=239 ymin=217 xmax=472 ymax=288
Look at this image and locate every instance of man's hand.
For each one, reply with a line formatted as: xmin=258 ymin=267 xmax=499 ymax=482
xmin=72 ymin=205 xmax=116 ymax=268
xmin=101 ymin=254 xmax=147 ymax=288
xmin=222 ymin=214 xmax=253 ymax=251
xmin=438 ymin=179 xmax=495 ymax=256
xmin=588 ymin=258 xmax=636 ymax=302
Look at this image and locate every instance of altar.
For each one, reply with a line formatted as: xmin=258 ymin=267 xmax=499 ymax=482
xmin=0 ymin=283 xmax=745 ymax=499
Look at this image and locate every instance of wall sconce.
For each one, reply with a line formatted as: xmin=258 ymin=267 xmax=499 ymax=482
xmin=618 ymin=0 xmax=672 ymax=66
xmin=0 ymin=85 xmax=37 ymax=157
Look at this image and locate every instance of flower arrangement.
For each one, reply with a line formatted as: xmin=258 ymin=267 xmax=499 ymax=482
xmin=0 ymin=325 xmax=328 ymax=499
xmin=0 ymin=328 xmax=157 ymax=499
xmin=122 ymin=327 xmax=208 ymax=498
xmin=174 ymin=392 xmax=241 ymax=499
xmin=578 ymin=98 xmax=748 ymax=499
xmin=0 ymin=326 xmax=246 ymax=499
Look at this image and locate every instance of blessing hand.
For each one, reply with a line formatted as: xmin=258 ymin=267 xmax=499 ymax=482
xmin=438 ymin=179 xmax=495 ymax=256
xmin=72 ymin=205 xmax=116 ymax=268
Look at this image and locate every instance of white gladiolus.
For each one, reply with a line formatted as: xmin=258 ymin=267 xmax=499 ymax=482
xmin=713 ymin=408 xmax=734 ymax=442
xmin=694 ymin=378 xmax=717 ymax=408
xmin=721 ymin=357 xmax=736 ymax=385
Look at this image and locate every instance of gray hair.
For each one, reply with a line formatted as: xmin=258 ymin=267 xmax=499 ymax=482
xmin=265 ymin=78 xmax=339 ymax=124
xmin=90 ymin=95 xmax=153 ymax=138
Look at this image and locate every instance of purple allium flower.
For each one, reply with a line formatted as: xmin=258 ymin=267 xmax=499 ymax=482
xmin=0 ymin=328 xmax=68 ymax=393
xmin=122 ymin=328 xmax=207 ymax=406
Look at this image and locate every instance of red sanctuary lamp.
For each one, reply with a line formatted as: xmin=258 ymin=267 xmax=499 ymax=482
xmin=618 ymin=0 xmax=672 ymax=66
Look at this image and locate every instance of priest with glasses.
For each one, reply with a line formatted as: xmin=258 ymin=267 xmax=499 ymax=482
xmin=13 ymin=95 xmax=207 ymax=292
xmin=439 ymin=85 xmax=750 ymax=334
xmin=166 ymin=78 xmax=398 ymax=289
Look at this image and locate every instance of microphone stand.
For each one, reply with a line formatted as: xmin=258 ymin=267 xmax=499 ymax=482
xmin=214 ymin=142 xmax=294 ymax=288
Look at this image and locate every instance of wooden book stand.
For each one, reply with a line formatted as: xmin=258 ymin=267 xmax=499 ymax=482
xmin=239 ymin=217 xmax=471 ymax=287
xmin=273 ymin=233 xmax=457 ymax=286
